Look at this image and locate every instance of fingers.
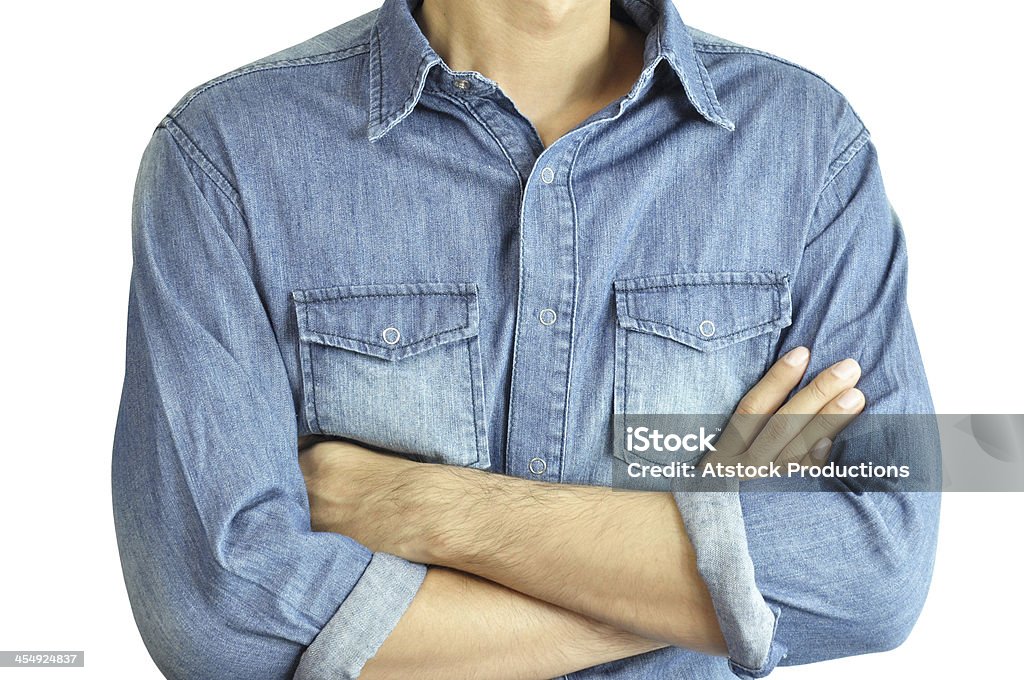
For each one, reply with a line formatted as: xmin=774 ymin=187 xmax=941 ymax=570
xmin=798 ymin=437 xmax=833 ymax=469
xmin=777 ymin=358 xmax=861 ymax=416
xmin=774 ymin=388 xmax=865 ymax=467
xmin=714 ymin=346 xmax=810 ymax=454
xmin=742 ymin=358 xmax=862 ymax=463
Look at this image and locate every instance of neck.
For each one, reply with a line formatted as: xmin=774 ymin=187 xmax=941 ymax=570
xmin=414 ymin=0 xmax=645 ymax=147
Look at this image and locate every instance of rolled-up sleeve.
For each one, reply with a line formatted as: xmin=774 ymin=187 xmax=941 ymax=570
xmin=673 ymin=105 xmax=941 ymax=677
xmin=111 ymin=121 xmax=426 ymax=680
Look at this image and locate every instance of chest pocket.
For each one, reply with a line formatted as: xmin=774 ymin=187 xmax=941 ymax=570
xmin=292 ymin=282 xmax=489 ymax=468
xmin=612 ymin=272 xmax=792 ymax=463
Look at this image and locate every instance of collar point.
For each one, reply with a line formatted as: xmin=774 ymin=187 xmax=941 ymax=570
xmin=717 ymin=116 xmax=737 ymax=132
xmin=366 ymin=116 xmax=391 ymax=143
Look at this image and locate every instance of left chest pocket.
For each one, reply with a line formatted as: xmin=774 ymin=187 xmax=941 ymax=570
xmin=612 ymin=272 xmax=792 ymax=446
xmin=292 ymin=282 xmax=489 ymax=469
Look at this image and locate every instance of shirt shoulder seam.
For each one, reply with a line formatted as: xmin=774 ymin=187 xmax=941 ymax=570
xmin=823 ymin=125 xmax=871 ymax=193
xmin=169 ymin=43 xmax=370 ymax=120
xmin=692 ymin=42 xmax=868 ymax=131
xmin=160 ymin=116 xmax=246 ymax=220
xmin=808 ymin=128 xmax=873 ymax=249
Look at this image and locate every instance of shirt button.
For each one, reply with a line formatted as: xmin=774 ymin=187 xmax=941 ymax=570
xmin=453 ymin=78 xmax=471 ymax=91
xmin=382 ymin=326 xmax=401 ymax=345
xmin=528 ymin=457 xmax=547 ymax=475
xmin=539 ymin=308 xmax=557 ymax=326
xmin=540 ymin=167 xmax=555 ymax=184
xmin=698 ymin=320 xmax=716 ymax=338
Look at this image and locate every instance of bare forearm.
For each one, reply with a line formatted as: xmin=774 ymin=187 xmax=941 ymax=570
xmin=361 ymin=566 xmax=665 ymax=679
xmin=301 ymin=443 xmax=723 ymax=654
xmin=405 ymin=464 xmax=727 ymax=655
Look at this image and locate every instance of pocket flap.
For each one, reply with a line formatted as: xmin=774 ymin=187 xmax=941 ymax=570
xmin=292 ymin=282 xmax=479 ymax=361
xmin=613 ymin=272 xmax=791 ymax=351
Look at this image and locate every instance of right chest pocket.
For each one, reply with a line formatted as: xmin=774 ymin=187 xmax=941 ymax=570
xmin=291 ymin=282 xmax=489 ymax=469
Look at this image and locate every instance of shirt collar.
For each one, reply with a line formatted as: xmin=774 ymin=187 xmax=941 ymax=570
xmin=366 ymin=0 xmax=735 ymax=142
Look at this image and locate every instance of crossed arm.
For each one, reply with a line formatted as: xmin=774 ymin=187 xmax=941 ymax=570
xmin=299 ymin=347 xmax=866 ymax=678
xmin=118 ymin=120 xmax=934 ymax=680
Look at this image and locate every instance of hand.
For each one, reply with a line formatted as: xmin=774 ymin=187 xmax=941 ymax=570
xmin=699 ymin=346 xmax=866 ymax=478
xmin=298 ymin=439 xmax=428 ymax=558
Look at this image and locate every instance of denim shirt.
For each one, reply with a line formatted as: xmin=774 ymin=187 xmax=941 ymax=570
xmin=111 ymin=0 xmax=940 ymax=678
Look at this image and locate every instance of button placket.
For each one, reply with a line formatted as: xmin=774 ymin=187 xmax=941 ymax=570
xmin=502 ymin=148 xmax=581 ymax=482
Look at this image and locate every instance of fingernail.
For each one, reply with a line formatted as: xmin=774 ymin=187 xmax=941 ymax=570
xmin=782 ymin=346 xmax=809 ymax=366
xmin=811 ymin=438 xmax=832 ymax=462
xmin=837 ymin=388 xmax=863 ymax=410
xmin=830 ymin=358 xmax=859 ymax=380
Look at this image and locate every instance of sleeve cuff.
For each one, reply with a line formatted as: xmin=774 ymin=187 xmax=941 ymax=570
xmin=293 ymin=551 xmax=427 ymax=680
xmin=672 ymin=476 xmax=787 ymax=678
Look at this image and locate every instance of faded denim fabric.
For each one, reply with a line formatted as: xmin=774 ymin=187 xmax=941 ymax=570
xmin=111 ymin=0 xmax=940 ymax=678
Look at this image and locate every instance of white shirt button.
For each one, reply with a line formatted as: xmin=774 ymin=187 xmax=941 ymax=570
xmin=540 ymin=167 xmax=555 ymax=184
xmin=528 ymin=457 xmax=547 ymax=475
xmin=382 ymin=327 xmax=401 ymax=345
xmin=698 ymin=320 xmax=716 ymax=338
xmin=539 ymin=308 xmax=557 ymax=326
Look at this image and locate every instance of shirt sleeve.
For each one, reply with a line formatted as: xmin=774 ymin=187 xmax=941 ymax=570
xmin=111 ymin=121 xmax=426 ymax=680
xmin=672 ymin=108 xmax=941 ymax=678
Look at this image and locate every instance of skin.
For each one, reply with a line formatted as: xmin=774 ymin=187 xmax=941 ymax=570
xmin=413 ymin=0 xmax=648 ymax=148
xmin=299 ymin=347 xmax=866 ymax=677
xmin=297 ymin=2 xmax=868 ymax=676
xmin=341 ymin=566 xmax=667 ymax=679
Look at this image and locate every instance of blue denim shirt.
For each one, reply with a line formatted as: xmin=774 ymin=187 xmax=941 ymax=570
xmin=112 ymin=0 xmax=940 ymax=678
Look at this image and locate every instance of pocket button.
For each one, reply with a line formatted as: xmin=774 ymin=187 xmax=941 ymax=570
xmin=382 ymin=326 xmax=401 ymax=345
xmin=698 ymin=319 xmax=716 ymax=338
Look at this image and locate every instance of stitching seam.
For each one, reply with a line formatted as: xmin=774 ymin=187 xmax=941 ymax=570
xmin=625 ymin=282 xmax=782 ymax=292
xmin=556 ymin=131 xmax=592 ymax=481
xmin=162 ymin=118 xmax=243 ymax=217
xmin=171 ymin=44 xmax=370 ymax=119
xmin=822 ymin=126 xmax=871 ymax=192
xmin=465 ymin=289 xmax=485 ymax=467
xmin=627 ymin=316 xmax=784 ymax=344
xmin=302 ymin=326 xmax=474 ymax=352
xmin=297 ymin=291 xmax=471 ymax=302
xmin=302 ymin=303 xmax=322 ymax=433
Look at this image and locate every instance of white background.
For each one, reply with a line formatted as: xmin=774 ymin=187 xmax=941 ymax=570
xmin=0 ymin=1 xmax=1021 ymax=677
